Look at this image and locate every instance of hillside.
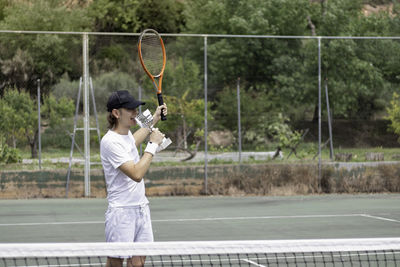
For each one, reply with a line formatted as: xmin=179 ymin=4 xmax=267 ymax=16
xmin=363 ymin=2 xmax=395 ymax=16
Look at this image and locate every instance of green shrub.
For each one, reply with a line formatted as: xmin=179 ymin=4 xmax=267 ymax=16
xmin=387 ymin=92 xmax=400 ymax=143
xmin=52 ymin=71 xmax=140 ymax=113
xmin=41 ymin=123 xmax=73 ymax=149
xmin=0 ymin=142 xmax=22 ymax=163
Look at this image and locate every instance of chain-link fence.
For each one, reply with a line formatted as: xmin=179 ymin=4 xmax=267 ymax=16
xmin=1 ymin=30 xmax=400 ymax=196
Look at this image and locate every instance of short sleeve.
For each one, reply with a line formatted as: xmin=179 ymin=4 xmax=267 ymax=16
xmin=102 ymin=140 xmax=133 ymax=169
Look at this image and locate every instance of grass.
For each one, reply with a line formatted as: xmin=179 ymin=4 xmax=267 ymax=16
xmin=2 ymin=143 xmax=400 ymax=171
xmin=325 ymin=147 xmax=400 ymax=161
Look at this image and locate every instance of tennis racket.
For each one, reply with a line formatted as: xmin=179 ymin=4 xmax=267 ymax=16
xmin=138 ymin=29 xmax=167 ymax=121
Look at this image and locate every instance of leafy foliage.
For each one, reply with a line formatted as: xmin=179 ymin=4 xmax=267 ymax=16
xmin=0 ymin=141 xmax=21 ymax=163
xmin=0 ymin=88 xmax=74 ymax=158
xmin=387 ymin=92 xmax=400 ymax=143
xmin=0 ymin=0 xmax=90 ymax=96
xmin=1 ymin=0 xmax=400 ymax=156
xmin=0 ymin=89 xmax=37 ymax=149
xmin=183 ymin=0 xmax=400 ymax=131
xmin=41 ymin=95 xmax=75 ymax=127
xmin=163 ymin=90 xmax=213 ymax=150
xmin=88 ymin=0 xmax=184 ymax=33
xmin=267 ymin=114 xmax=302 ymax=151
xmin=163 ymin=57 xmax=203 ymax=100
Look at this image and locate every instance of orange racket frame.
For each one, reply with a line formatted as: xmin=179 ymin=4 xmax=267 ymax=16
xmin=138 ymin=29 xmax=167 ymax=120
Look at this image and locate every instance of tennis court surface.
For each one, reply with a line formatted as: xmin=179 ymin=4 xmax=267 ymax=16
xmin=0 ymin=194 xmax=399 ymax=266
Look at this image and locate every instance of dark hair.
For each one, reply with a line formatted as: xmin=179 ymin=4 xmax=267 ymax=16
xmin=107 ymin=112 xmax=118 ymax=129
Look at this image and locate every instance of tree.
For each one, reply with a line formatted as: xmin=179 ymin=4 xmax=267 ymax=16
xmin=182 ymin=0 xmax=400 ymax=132
xmin=0 ymin=0 xmax=9 ymax=21
xmin=41 ymin=95 xmax=75 ymax=127
xmin=166 ymin=91 xmax=213 ymax=154
xmin=133 ymin=0 xmax=185 ymax=33
xmin=144 ymin=54 xmax=204 ymax=150
xmin=0 ymin=49 xmax=34 ymax=96
xmin=162 ymin=57 xmax=203 ymax=100
xmin=0 ymin=89 xmax=37 ymax=155
xmin=183 ymin=0 xmax=321 ymax=129
xmin=0 ymin=88 xmax=74 ymax=158
xmin=88 ymin=0 xmax=185 ymax=33
xmin=0 ymin=141 xmax=22 ymax=163
xmin=0 ymin=99 xmax=23 ymax=149
xmin=267 ymin=113 xmax=303 ymax=157
xmin=306 ymin=0 xmax=399 ymax=119
xmin=0 ymin=0 xmax=91 ymax=96
xmin=184 ymin=0 xmax=310 ymax=92
xmin=53 ymin=71 xmax=141 ymax=113
xmin=87 ymin=0 xmax=186 ymax=80
xmin=183 ymin=0 xmax=317 ymax=134
xmin=215 ymin=84 xmax=285 ymax=149
xmin=386 ymin=92 xmax=400 ymax=143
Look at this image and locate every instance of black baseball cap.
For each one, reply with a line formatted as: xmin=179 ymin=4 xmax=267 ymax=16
xmin=107 ymin=90 xmax=145 ymax=112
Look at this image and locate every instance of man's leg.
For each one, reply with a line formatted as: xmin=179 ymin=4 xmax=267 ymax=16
xmin=106 ymin=257 xmax=124 ymax=267
xmin=127 ymin=256 xmax=146 ymax=267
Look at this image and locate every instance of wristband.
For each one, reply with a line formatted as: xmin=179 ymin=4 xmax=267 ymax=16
xmin=144 ymin=141 xmax=159 ymax=156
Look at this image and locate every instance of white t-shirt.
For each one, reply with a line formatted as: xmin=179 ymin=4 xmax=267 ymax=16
xmin=100 ymin=130 xmax=149 ymax=208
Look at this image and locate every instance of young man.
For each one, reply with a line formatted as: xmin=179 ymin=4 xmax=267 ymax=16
xmin=100 ymin=90 xmax=167 ymax=267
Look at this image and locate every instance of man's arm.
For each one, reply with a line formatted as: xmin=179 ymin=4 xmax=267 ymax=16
xmin=133 ymin=128 xmax=151 ymax=147
xmin=120 ymin=128 xmax=165 ymax=182
xmin=133 ymin=104 xmax=167 ymax=147
xmin=118 ymin=152 xmax=154 ymax=182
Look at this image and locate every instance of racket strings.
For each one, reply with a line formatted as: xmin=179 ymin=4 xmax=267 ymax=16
xmin=140 ymin=34 xmax=164 ymax=76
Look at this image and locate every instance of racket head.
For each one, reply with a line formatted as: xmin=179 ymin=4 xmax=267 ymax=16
xmin=138 ymin=29 xmax=166 ymax=93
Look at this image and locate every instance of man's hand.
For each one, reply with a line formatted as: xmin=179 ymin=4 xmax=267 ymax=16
xmin=149 ymin=128 xmax=165 ymax=145
xmin=152 ymin=103 xmax=167 ymax=125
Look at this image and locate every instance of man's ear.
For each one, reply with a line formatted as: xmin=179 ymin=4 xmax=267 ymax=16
xmin=111 ymin=109 xmax=120 ymax=119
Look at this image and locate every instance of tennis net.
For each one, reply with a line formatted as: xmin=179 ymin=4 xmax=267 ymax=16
xmin=1 ymin=238 xmax=399 ymax=266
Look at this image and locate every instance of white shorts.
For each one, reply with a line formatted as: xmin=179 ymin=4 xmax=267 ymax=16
xmin=105 ymin=204 xmax=154 ymax=243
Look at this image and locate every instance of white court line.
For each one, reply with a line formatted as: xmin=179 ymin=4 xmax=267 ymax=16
xmin=241 ymin=259 xmax=266 ymax=267
xmin=0 ymin=221 xmax=103 ymax=226
xmin=361 ymin=214 xmax=400 ymax=223
xmin=0 ymin=214 xmax=367 ymax=227
xmin=6 ymin=264 xmax=99 ymax=267
xmin=2 ymin=213 xmax=398 ymax=227
xmin=152 ymin=214 xmax=367 ymax=222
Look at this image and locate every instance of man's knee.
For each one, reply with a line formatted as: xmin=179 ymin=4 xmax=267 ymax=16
xmin=106 ymin=257 xmax=124 ymax=267
xmin=127 ymin=256 xmax=146 ymax=267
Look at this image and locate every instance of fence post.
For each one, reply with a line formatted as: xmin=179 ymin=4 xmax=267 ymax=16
xmin=204 ymin=36 xmax=208 ymax=195
xmin=237 ymin=77 xmax=242 ymax=163
xmin=37 ymin=79 xmax=41 ymax=170
xmin=318 ymin=37 xmax=322 ymax=190
xmin=325 ymin=79 xmax=334 ymax=159
xmin=83 ymin=33 xmax=90 ymax=197
xmin=139 ymin=83 xmax=143 ymax=155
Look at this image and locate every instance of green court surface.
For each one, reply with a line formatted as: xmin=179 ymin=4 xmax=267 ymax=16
xmin=0 ymin=194 xmax=399 ymax=243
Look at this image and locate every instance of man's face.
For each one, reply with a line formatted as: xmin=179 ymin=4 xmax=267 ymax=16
xmin=118 ymin=108 xmax=138 ymax=128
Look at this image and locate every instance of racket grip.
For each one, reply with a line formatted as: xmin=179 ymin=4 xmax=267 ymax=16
xmin=157 ymin=93 xmax=167 ymax=121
